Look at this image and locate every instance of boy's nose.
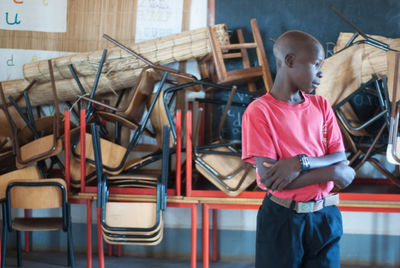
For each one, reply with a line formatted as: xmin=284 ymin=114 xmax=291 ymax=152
xmin=317 ymin=71 xmax=323 ymax=78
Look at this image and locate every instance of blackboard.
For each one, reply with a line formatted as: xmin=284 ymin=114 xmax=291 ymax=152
xmin=215 ymin=0 xmax=400 ymax=77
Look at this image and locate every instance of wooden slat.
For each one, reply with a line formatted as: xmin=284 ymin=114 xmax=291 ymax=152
xmin=237 ymin=28 xmax=257 ymax=92
xmin=220 ymin=43 xmax=257 ymax=50
xmin=222 ymin=52 xmax=242 ymax=59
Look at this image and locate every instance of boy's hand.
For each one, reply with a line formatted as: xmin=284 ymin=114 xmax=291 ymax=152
xmin=331 ymin=160 xmax=356 ymax=190
xmin=262 ymin=156 xmax=302 ymax=191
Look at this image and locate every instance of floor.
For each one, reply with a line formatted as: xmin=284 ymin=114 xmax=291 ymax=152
xmin=3 ymin=251 xmax=399 ymax=268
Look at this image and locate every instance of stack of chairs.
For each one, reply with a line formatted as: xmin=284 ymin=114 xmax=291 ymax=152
xmin=68 ymin=36 xmax=204 ymax=190
xmin=91 ymin=123 xmax=170 ymax=245
xmin=316 ymin=39 xmax=400 ymax=185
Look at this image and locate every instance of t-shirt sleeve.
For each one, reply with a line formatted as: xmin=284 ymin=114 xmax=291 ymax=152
xmin=241 ymin=103 xmax=278 ymax=165
xmin=322 ymin=98 xmax=345 ymax=154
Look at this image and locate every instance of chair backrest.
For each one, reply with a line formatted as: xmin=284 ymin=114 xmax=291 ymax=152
xmin=121 ymin=67 xmax=165 ymax=123
xmin=7 ymin=178 xmax=66 ymax=209
xmin=148 ymin=92 xmax=173 ymax=148
xmin=75 ymin=132 xmax=127 ymax=175
xmin=0 ymin=166 xmax=41 ymax=200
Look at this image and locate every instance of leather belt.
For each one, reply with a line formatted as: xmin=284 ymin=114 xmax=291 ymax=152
xmin=267 ymin=193 xmax=339 ymax=213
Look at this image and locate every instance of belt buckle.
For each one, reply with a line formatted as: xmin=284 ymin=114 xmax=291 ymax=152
xmin=296 ymin=201 xmax=314 ymax=213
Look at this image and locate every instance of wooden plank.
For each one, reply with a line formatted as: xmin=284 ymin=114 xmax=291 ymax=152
xmin=222 ymin=52 xmax=242 ymax=59
xmin=237 ymin=29 xmax=257 ymax=92
xmin=220 ymin=43 xmax=257 ymax=50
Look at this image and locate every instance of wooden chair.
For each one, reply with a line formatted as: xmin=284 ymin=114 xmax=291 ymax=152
xmin=0 ymin=60 xmax=63 ymax=170
xmin=206 ymin=18 xmax=273 ymax=92
xmin=0 ymin=166 xmax=42 ymax=268
xmin=1 ymin=178 xmax=74 ymax=268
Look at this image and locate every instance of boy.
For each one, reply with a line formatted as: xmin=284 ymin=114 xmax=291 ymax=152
xmin=242 ymin=30 xmax=356 ymax=267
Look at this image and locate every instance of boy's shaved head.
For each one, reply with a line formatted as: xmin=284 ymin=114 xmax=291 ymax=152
xmin=273 ymin=30 xmax=323 ymax=68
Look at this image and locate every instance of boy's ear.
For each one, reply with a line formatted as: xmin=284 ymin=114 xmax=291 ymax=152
xmin=285 ymin=53 xmax=295 ymax=68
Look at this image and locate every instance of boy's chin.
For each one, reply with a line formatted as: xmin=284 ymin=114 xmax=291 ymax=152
xmin=301 ymin=88 xmax=314 ymax=94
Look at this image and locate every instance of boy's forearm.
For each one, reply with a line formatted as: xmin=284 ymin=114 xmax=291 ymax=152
xmin=285 ymin=165 xmax=334 ymax=190
xmin=255 ymin=152 xmax=352 ymax=191
xmin=308 ymin=151 xmax=346 ymax=169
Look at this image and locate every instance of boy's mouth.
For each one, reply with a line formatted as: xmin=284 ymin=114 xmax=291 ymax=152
xmin=312 ymin=82 xmax=320 ymax=89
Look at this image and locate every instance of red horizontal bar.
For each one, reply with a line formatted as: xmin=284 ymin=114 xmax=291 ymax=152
xmin=82 ymin=186 xmax=176 ymax=196
xmin=205 ymin=203 xmax=260 ymax=210
xmin=339 ymin=207 xmax=400 ymax=213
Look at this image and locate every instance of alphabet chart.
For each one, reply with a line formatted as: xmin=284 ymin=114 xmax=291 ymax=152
xmin=135 ymin=0 xmax=183 ymax=42
xmin=0 ymin=0 xmax=67 ymax=32
xmin=0 ymin=48 xmax=75 ymax=81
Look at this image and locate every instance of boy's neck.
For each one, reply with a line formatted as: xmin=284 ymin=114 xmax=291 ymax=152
xmin=269 ymin=76 xmax=304 ymax=104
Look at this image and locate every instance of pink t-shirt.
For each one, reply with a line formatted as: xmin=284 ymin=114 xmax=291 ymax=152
xmin=242 ymin=92 xmax=345 ymax=202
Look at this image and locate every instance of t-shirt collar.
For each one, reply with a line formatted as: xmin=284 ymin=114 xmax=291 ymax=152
xmin=264 ymin=90 xmax=310 ymax=110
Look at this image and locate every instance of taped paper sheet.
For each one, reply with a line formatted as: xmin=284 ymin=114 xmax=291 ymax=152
xmin=135 ymin=0 xmax=183 ymax=42
xmin=0 ymin=48 xmax=75 ymax=81
xmin=0 ymin=0 xmax=67 ymax=32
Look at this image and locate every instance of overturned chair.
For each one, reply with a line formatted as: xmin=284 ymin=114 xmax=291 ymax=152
xmin=192 ymin=87 xmax=256 ymax=197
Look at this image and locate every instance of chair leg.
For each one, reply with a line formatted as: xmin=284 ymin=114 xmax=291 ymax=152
xmin=67 ymin=234 xmax=71 ymax=266
xmin=16 ymin=231 xmax=21 ymax=267
xmin=68 ymin=227 xmax=75 ymax=268
xmin=1 ymin=204 xmax=7 ymax=268
xmin=67 ymin=204 xmax=75 ymax=268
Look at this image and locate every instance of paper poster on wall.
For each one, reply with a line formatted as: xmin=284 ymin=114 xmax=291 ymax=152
xmin=135 ymin=0 xmax=183 ymax=43
xmin=0 ymin=0 xmax=67 ymax=32
xmin=0 ymin=48 xmax=75 ymax=81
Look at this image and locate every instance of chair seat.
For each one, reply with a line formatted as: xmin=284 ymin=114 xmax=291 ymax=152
xmin=195 ymin=145 xmax=256 ymax=196
xmin=103 ymin=227 xmax=163 ymax=246
xmin=17 ymin=136 xmax=63 ymax=168
xmin=102 ymin=216 xmax=163 ymax=236
xmin=13 ymin=217 xmax=64 ymax=231
xmin=105 ymin=202 xmax=158 ymax=229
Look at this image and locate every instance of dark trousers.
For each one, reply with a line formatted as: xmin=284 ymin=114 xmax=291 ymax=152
xmin=256 ymin=196 xmax=343 ymax=268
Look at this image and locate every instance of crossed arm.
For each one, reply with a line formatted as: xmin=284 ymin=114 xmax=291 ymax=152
xmin=254 ymin=151 xmax=356 ymax=192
